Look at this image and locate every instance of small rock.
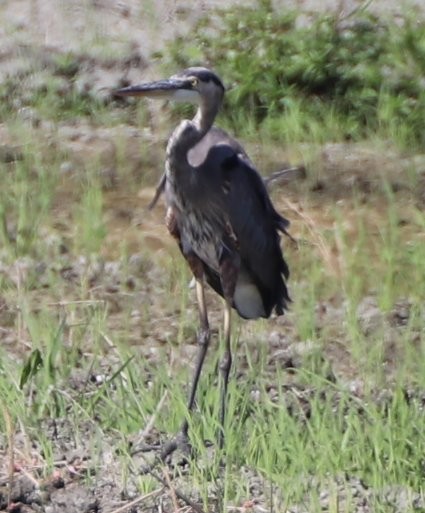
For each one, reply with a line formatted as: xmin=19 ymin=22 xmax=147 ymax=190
xmin=59 ymin=161 xmax=75 ymax=174
xmin=389 ymin=300 xmax=410 ymax=327
xmin=9 ymin=475 xmax=39 ymax=505
xmin=50 ymin=484 xmax=98 ymax=513
xmin=268 ymin=330 xmax=281 ymax=346
xmin=356 ymin=296 xmax=384 ymax=334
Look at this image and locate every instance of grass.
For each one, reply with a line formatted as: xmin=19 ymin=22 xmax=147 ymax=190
xmin=159 ymin=0 xmax=425 ymax=149
xmin=1 ymin=178 xmax=424 ymax=510
xmin=0 ymin=1 xmax=425 ymax=511
xmin=2 ymin=301 xmax=425 ymax=511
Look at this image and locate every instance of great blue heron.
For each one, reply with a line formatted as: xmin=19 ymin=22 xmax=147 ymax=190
xmin=116 ymin=67 xmax=290 ymax=456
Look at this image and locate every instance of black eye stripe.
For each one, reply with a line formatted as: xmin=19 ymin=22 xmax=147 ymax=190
xmin=181 ymin=81 xmax=195 ymax=90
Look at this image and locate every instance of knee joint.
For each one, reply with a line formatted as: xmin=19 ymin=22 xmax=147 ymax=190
xmin=198 ymin=328 xmax=210 ymax=347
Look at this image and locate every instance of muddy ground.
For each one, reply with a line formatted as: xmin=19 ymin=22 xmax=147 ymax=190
xmin=1 ymin=1 xmax=425 ymax=513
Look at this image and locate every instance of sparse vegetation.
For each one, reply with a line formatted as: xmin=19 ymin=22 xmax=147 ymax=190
xmin=161 ymin=0 xmax=425 ymax=147
xmin=0 ymin=1 xmax=424 ymax=512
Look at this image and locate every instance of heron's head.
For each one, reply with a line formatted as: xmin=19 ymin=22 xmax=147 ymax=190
xmin=115 ymin=67 xmax=225 ymax=105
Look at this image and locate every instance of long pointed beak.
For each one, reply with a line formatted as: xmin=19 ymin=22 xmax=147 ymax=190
xmin=115 ymin=78 xmax=191 ymax=99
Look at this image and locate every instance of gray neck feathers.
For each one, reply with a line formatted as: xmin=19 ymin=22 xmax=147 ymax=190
xmin=166 ymin=96 xmax=220 ymax=178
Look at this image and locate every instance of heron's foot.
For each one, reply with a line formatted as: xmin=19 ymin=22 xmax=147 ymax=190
xmin=159 ymin=430 xmax=193 ymax=463
xmin=139 ymin=432 xmax=192 ymax=475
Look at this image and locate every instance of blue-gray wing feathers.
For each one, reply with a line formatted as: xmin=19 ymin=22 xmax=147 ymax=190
xmin=198 ymin=143 xmax=290 ymax=318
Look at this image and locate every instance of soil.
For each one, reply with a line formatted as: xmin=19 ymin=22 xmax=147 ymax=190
xmin=0 ymin=1 xmax=424 ymax=512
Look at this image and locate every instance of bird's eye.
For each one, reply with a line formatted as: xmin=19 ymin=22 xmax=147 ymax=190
xmin=190 ymin=77 xmax=198 ymax=88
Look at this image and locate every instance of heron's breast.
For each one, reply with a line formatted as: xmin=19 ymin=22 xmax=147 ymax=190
xmin=182 ymin=209 xmax=222 ymax=270
xmin=165 ymin=174 xmax=223 ymax=270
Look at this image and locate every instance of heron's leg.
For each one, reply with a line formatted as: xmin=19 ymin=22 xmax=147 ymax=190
xmin=166 ymin=208 xmax=211 ymax=422
xmin=181 ymin=277 xmax=210 ymax=437
xmin=218 ymin=299 xmax=233 ymax=449
xmin=160 ymin=263 xmax=210 ymax=461
xmin=217 ymin=254 xmax=238 ymax=448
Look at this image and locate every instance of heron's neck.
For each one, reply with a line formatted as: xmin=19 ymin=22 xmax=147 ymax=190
xmin=193 ymin=98 xmax=218 ymax=135
xmin=167 ymin=99 xmax=219 ymax=171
